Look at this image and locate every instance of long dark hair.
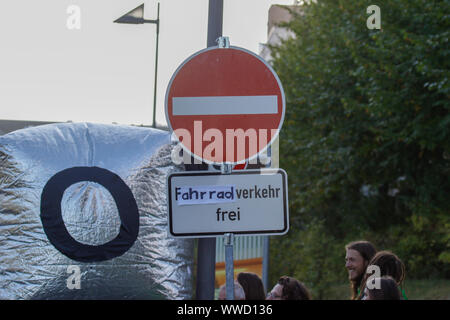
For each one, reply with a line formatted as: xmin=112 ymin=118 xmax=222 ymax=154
xmin=367 ymin=276 xmax=401 ymax=300
xmin=345 ymin=241 xmax=377 ymax=300
xmin=358 ymin=250 xmax=405 ymax=300
xmin=278 ymin=276 xmax=312 ymax=300
xmin=237 ymin=272 xmax=266 ymax=300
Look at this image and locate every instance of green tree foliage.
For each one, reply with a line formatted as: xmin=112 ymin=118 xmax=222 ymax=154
xmin=269 ymin=0 xmax=449 ymax=288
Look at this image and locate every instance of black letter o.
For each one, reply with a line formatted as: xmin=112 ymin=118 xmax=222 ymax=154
xmin=40 ymin=167 xmax=139 ymax=262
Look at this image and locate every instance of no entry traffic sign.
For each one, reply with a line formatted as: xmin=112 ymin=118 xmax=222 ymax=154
xmin=167 ymin=169 xmax=289 ymax=238
xmin=165 ymin=46 xmax=285 ymax=164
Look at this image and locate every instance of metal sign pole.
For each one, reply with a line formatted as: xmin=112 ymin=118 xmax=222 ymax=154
xmin=262 ymin=236 xmax=269 ymax=292
xmin=262 ymin=145 xmax=272 ymax=291
xmin=222 ymin=164 xmax=234 ymax=299
xmin=195 ymin=0 xmax=223 ymax=300
xmin=224 ymin=233 xmax=235 ymax=300
xmin=152 ymin=3 xmax=160 ymax=128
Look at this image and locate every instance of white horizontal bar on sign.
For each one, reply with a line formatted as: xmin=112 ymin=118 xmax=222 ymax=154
xmin=172 ymin=95 xmax=278 ymax=116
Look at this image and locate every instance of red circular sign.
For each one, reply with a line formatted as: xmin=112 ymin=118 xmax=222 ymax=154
xmin=165 ymin=46 xmax=285 ymax=164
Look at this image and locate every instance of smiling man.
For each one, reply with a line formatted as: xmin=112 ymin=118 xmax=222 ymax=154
xmin=345 ymin=241 xmax=377 ymax=300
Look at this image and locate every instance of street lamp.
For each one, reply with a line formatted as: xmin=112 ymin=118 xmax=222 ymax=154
xmin=114 ymin=3 xmax=160 ymax=128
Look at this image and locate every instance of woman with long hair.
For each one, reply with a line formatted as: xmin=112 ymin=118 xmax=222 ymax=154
xmin=237 ymin=272 xmax=266 ymax=300
xmin=363 ymin=276 xmax=401 ymax=300
xmin=358 ymin=250 xmax=406 ymax=300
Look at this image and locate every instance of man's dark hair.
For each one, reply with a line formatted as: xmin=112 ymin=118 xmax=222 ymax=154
xmin=345 ymin=240 xmax=377 ymax=300
xmin=278 ymin=276 xmax=311 ymax=300
xmin=367 ymin=276 xmax=401 ymax=300
xmin=358 ymin=250 xmax=405 ymax=300
xmin=237 ymin=272 xmax=266 ymax=300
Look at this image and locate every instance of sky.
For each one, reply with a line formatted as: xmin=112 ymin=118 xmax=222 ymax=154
xmin=0 ymin=0 xmax=294 ymax=127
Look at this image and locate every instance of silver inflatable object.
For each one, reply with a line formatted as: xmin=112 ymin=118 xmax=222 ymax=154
xmin=0 ymin=123 xmax=194 ymax=299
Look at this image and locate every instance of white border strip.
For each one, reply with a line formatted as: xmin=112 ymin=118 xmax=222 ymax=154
xmin=172 ymin=95 xmax=278 ymax=116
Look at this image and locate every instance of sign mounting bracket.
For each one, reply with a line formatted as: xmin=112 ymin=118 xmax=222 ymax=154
xmin=217 ymin=36 xmax=230 ymax=48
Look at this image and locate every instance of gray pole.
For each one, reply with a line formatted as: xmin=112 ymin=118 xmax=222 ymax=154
xmin=224 ymin=233 xmax=235 ymax=300
xmin=262 ymin=145 xmax=272 ymax=292
xmin=152 ymin=3 xmax=160 ymax=128
xmin=262 ymin=236 xmax=270 ymax=292
xmin=207 ymin=0 xmax=223 ymax=46
xmin=196 ymin=0 xmax=223 ymax=300
xmin=196 ymin=238 xmax=216 ymax=300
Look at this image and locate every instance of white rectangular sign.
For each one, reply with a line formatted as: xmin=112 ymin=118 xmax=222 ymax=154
xmin=167 ymin=169 xmax=289 ymax=238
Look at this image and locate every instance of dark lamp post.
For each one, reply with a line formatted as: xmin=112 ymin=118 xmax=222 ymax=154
xmin=114 ymin=3 xmax=160 ymax=128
